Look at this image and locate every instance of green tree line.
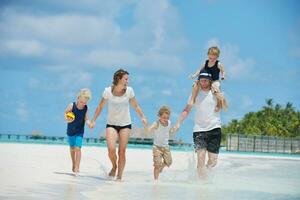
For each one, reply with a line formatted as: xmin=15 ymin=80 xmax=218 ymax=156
xmin=223 ymin=99 xmax=300 ymax=138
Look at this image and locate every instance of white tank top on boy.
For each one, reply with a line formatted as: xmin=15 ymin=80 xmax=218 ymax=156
xmin=103 ymin=86 xmax=135 ymax=126
xmin=153 ymin=120 xmax=171 ymax=148
xmin=193 ymin=90 xmax=221 ymax=132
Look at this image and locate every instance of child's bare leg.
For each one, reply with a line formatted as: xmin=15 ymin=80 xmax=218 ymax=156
xmin=211 ymin=81 xmax=228 ymax=111
xmin=214 ymin=92 xmax=228 ymax=111
xmin=189 ymin=82 xmax=200 ymax=105
xmin=154 ymin=166 xmax=161 ymax=180
xmin=74 ymin=147 xmax=81 ymax=172
xmin=70 ymin=147 xmax=76 ymax=172
xmin=159 ymin=163 xmax=166 ymax=173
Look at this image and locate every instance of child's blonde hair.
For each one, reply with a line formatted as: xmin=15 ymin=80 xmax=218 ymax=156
xmin=157 ymin=106 xmax=171 ymax=117
xmin=207 ymin=46 xmax=220 ymax=57
xmin=77 ymin=88 xmax=92 ymax=100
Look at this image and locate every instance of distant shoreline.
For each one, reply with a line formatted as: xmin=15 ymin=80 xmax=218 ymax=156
xmin=1 ymin=139 xmax=300 ymax=159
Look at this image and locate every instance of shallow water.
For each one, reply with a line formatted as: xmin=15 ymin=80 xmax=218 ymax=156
xmin=1 ymin=144 xmax=300 ymax=200
xmin=82 ymin=155 xmax=300 ymax=200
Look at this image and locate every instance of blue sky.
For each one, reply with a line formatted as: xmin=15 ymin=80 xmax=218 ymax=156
xmin=0 ymin=0 xmax=299 ymax=143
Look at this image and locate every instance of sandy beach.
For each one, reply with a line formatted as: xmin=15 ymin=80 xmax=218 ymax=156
xmin=0 ymin=143 xmax=300 ymax=200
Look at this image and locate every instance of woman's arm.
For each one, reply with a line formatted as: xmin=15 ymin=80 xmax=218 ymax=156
xmin=129 ymin=97 xmax=147 ymax=126
xmin=144 ymin=121 xmax=158 ymax=134
xmin=90 ymin=97 xmax=107 ymax=128
xmin=85 ymin=109 xmax=91 ymax=127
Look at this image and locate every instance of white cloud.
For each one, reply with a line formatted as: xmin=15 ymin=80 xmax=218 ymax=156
xmin=138 ymin=86 xmax=154 ymax=101
xmin=41 ymin=64 xmax=75 ymax=72
xmin=241 ymin=95 xmax=253 ymax=109
xmin=131 ymin=74 xmax=146 ymax=85
xmin=59 ymin=71 xmax=93 ymax=90
xmin=87 ymin=50 xmax=138 ymax=68
xmin=139 ymin=51 xmax=184 ymax=72
xmin=27 ymin=70 xmax=93 ymax=93
xmin=206 ymin=38 xmax=220 ymax=48
xmin=0 ymin=1 xmax=187 ymax=72
xmin=1 ymin=10 xmax=121 ymax=46
xmin=161 ymin=89 xmax=172 ymax=96
xmin=85 ymin=49 xmax=184 ymax=72
xmin=0 ymin=39 xmax=46 ymax=57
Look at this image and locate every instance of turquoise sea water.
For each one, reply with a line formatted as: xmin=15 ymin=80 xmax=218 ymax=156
xmin=1 ymin=134 xmax=300 ymax=158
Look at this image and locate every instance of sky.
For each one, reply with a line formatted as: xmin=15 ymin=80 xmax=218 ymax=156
xmin=0 ymin=0 xmax=299 ymax=143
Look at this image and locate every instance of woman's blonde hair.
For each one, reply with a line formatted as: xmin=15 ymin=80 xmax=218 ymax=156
xmin=113 ymin=69 xmax=129 ymax=86
xmin=157 ymin=106 xmax=171 ymax=117
xmin=77 ymin=88 xmax=92 ymax=100
xmin=207 ymin=46 xmax=220 ymax=57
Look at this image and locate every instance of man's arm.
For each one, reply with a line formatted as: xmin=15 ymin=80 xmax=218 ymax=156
xmin=170 ymin=104 xmax=193 ymax=132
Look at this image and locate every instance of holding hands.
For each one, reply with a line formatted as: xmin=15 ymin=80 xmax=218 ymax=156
xmin=170 ymin=122 xmax=180 ymax=134
xmin=141 ymin=117 xmax=148 ymax=128
xmin=89 ymin=121 xmax=96 ymax=129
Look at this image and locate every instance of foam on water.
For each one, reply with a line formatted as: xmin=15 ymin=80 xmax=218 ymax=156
xmin=79 ymin=151 xmax=300 ymax=200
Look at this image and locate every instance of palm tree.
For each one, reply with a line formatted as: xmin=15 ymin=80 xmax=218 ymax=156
xmin=223 ymin=99 xmax=299 ymax=138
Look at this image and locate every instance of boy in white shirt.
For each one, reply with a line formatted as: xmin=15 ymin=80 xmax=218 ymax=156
xmin=144 ymin=106 xmax=177 ymax=180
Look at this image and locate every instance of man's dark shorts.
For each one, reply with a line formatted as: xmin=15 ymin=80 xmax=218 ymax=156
xmin=193 ymin=128 xmax=222 ymax=154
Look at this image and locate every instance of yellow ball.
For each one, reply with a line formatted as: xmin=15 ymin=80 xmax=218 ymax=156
xmin=66 ymin=112 xmax=75 ymax=120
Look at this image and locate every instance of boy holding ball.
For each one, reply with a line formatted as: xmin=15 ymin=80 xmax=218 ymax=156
xmin=64 ymin=88 xmax=92 ymax=175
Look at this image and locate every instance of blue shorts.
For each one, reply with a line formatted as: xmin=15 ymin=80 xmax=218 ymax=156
xmin=68 ymin=135 xmax=83 ymax=148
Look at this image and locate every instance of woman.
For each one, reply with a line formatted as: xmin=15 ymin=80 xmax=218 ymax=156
xmin=90 ymin=69 xmax=147 ymax=181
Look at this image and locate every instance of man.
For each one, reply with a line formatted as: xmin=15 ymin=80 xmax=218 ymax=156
xmin=172 ymin=69 xmax=223 ymax=179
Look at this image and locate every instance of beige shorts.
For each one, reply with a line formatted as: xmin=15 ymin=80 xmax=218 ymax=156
xmin=153 ymin=145 xmax=172 ymax=167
